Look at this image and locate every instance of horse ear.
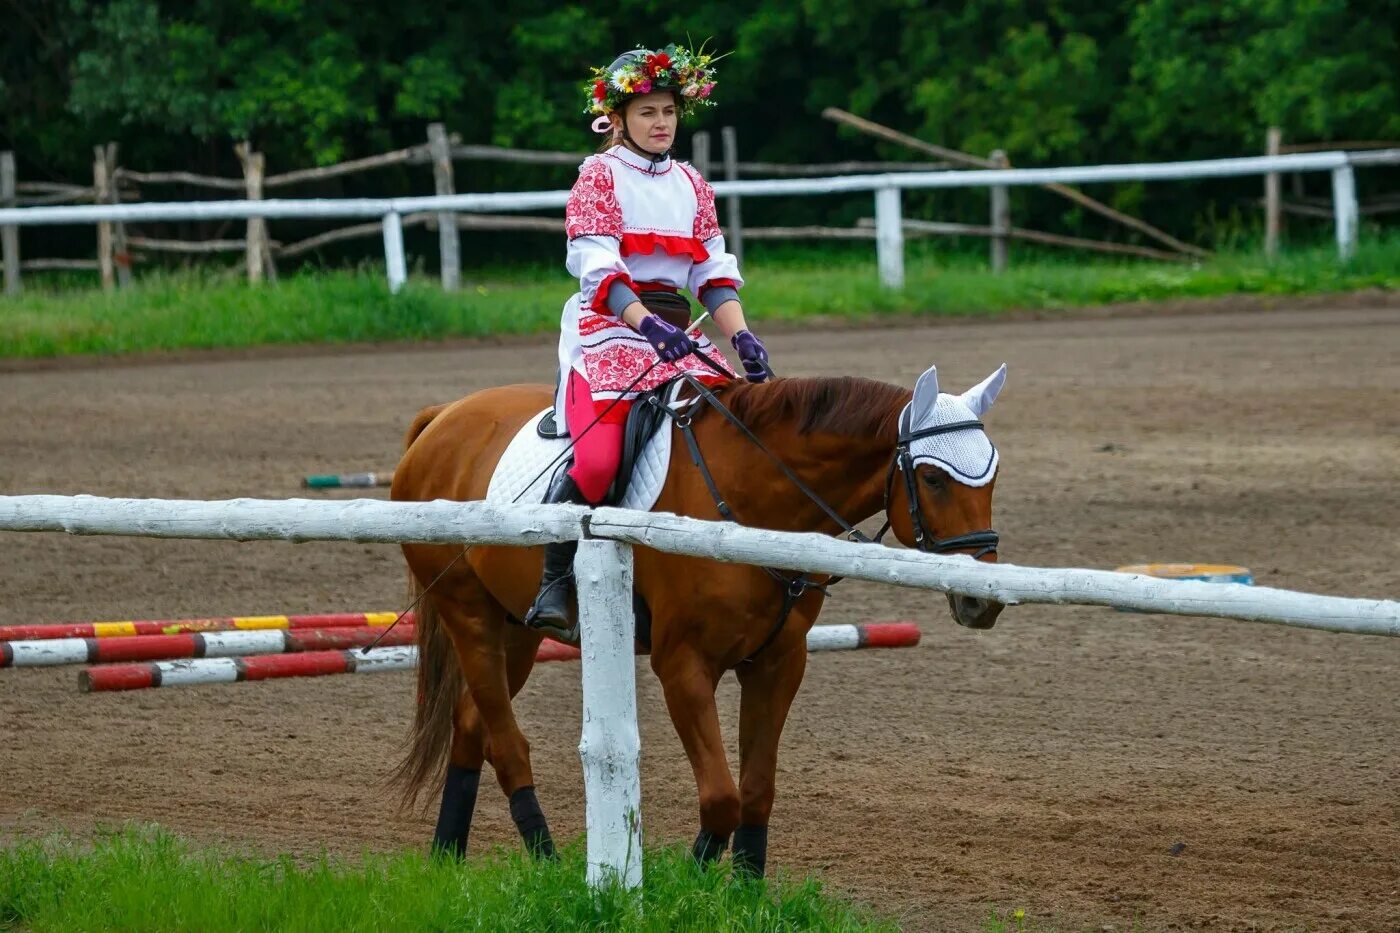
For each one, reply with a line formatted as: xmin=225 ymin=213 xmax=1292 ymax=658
xmin=960 ymin=364 xmax=1008 ymax=416
xmin=910 ymin=364 xmax=941 ymax=423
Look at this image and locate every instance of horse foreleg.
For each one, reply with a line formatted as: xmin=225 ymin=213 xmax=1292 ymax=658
xmin=733 ymin=640 xmax=809 ymax=879
xmin=654 ymin=646 xmax=739 ymax=866
xmin=434 ymin=624 xmax=543 ymax=858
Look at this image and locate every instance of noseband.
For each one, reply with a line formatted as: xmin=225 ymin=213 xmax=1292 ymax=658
xmin=874 ymin=417 xmax=1000 ymax=558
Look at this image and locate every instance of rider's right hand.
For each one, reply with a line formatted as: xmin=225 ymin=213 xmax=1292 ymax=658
xmin=637 ymin=314 xmax=697 ymax=364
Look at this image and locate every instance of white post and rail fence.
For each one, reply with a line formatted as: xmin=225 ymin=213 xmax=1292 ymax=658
xmin=1 ymin=494 xmax=1396 ymax=890
xmin=2 ymin=149 xmax=1395 ymax=294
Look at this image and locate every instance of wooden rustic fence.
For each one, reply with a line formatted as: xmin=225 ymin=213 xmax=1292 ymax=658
xmin=1261 ymin=128 xmax=1400 ymax=258
xmin=8 ymin=116 xmax=1392 ymax=297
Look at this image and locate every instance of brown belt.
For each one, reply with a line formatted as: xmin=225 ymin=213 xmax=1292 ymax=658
xmin=637 ymin=290 xmax=694 ymax=329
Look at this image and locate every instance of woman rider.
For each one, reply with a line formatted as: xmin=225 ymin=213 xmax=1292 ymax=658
xmin=524 ymin=44 xmax=772 ymax=633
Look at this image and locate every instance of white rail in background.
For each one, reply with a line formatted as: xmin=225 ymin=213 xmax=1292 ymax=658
xmin=2 ymin=150 xmax=1395 ymax=291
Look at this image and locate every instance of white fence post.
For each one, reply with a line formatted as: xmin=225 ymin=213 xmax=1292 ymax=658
xmin=382 ymin=211 xmax=407 ymax=293
xmin=875 ymin=185 xmax=904 ymax=289
xmin=1331 ymin=164 xmax=1358 ymax=261
xmin=574 ymin=536 xmax=643 ymax=891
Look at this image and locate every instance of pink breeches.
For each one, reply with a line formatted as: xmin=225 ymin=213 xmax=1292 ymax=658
xmin=564 ymin=369 xmax=632 ymax=505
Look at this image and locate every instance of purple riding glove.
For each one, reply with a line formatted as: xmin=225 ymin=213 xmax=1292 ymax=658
xmin=637 ymin=314 xmax=696 ymax=364
xmin=731 ymin=330 xmax=771 ymax=383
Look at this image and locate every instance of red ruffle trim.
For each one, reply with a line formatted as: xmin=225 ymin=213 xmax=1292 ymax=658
xmin=590 ymin=270 xmax=636 ymax=315
xmin=620 ymin=232 xmax=710 ymax=263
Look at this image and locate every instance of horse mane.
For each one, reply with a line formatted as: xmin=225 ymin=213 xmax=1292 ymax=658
xmin=714 ymin=376 xmax=909 ymax=440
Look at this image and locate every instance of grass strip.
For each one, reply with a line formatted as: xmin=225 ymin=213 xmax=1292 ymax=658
xmin=2 ymin=237 xmax=1395 ymax=359
xmin=0 ymin=825 xmax=896 ymax=932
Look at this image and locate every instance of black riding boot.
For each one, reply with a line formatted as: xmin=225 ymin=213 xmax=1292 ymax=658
xmin=523 ymin=470 xmax=587 ymax=640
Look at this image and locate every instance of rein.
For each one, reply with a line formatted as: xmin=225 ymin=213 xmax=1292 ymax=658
xmin=665 ymin=376 xmax=852 ymax=662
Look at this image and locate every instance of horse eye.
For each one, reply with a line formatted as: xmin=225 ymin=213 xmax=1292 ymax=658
xmin=921 ymin=472 xmax=945 ymax=490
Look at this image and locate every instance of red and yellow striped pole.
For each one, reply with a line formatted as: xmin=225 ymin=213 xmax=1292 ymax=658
xmin=0 ymin=611 xmax=405 ymax=643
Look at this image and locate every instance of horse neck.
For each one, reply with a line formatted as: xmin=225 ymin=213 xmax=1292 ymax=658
xmin=691 ymin=393 xmax=903 ymax=534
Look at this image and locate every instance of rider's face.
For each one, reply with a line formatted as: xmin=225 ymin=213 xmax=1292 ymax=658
xmin=615 ymin=92 xmax=678 ymax=155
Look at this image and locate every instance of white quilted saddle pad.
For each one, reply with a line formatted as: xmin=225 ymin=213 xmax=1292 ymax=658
xmin=486 ymin=383 xmax=698 ymax=512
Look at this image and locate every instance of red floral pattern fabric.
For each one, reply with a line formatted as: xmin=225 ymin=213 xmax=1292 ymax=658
xmin=680 ymin=164 xmax=721 ymax=241
xmin=577 ymin=310 xmax=733 ymax=397
xmin=565 ymin=160 xmax=623 ymax=239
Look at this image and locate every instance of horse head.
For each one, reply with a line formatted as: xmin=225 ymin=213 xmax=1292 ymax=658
xmin=884 ymin=363 xmax=1007 ymax=630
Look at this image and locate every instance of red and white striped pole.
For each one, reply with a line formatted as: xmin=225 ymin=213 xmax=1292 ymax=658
xmin=75 ymin=623 xmax=920 ymax=692
xmin=4 ymin=625 xmax=415 ymax=668
xmin=80 ymin=645 xmax=418 ymax=692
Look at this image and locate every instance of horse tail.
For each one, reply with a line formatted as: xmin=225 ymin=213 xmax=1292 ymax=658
xmin=405 ymin=403 xmax=449 ymax=450
xmin=391 ymin=570 xmax=464 ymax=810
xmin=391 ymin=399 xmax=463 ymax=810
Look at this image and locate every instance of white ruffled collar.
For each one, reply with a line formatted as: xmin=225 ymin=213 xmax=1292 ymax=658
xmin=605 ymin=144 xmax=672 ymax=174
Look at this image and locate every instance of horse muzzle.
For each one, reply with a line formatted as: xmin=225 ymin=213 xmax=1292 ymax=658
xmin=948 ymin=592 xmax=1004 ymax=629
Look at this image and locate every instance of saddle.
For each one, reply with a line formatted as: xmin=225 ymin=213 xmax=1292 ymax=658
xmin=537 ymin=378 xmax=683 ymax=506
xmin=538 ymin=291 xmax=698 ymax=506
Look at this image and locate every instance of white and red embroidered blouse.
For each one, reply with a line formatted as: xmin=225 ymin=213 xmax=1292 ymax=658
xmin=553 ymin=145 xmax=741 ymax=411
xmin=564 ymin=145 xmax=743 ymax=314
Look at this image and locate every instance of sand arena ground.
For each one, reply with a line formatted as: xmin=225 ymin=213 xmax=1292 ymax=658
xmin=2 ymin=304 xmax=1397 ymax=931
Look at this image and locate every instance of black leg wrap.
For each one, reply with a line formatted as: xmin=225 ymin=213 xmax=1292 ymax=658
xmin=731 ymin=824 xmax=769 ymax=878
xmin=431 ymin=766 xmax=480 ymax=859
xmin=509 ymin=786 xmax=556 ymax=859
xmin=692 ymin=828 xmax=730 ymax=865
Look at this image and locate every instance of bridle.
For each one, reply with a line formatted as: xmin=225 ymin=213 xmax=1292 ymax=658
xmin=668 ymin=376 xmax=1000 ymax=661
xmin=871 ymin=410 xmax=1000 ymax=559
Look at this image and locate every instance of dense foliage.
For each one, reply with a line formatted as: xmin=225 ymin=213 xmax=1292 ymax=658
xmin=3 ymin=0 xmax=1397 ymax=246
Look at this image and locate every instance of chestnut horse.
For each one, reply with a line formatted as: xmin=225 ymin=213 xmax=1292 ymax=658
xmin=390 ymin=363 xmax=1006 ymax=876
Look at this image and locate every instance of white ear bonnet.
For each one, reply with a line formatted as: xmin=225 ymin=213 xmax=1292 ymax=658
xmin=897 ymin=364 xmax=1006 ymax=488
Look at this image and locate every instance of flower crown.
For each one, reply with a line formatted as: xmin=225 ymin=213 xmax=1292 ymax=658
xmin=586 ymin=44 xmax=719 ymax=118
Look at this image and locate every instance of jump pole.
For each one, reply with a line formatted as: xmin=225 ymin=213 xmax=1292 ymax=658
xmin=3 ymin=625 xmax=417 ymax=668
xmin=77 ymin=623 xmax=920 ymax=692
xmin=301 ymin=472 xmax=394 ymax=489
xmin=80 ymin=645 xmax=419 ymax=692
xmin=0 ymin=611 xmax=406 ymax=643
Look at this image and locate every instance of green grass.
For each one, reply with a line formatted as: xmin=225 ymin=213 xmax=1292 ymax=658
xmin=2 ymin=236 xmax=1396 ymax=359
xmin=0 ymin=825 xmax=895 ymax=932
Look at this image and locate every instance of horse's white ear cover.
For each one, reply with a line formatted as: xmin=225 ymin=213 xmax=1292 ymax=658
xmin=959 ymin=364 xmax=1008 ymax=417
xmin=910 ymin=364 xmax=941 ymax=425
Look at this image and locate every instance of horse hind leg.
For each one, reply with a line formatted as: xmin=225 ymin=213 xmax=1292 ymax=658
xmin=432 ymin=627 xmax=540 ymax=858
xmin=432 ymin=692 xmax=484 ymax=858
xmin=438 ymin=592 xmax=555 ymax=858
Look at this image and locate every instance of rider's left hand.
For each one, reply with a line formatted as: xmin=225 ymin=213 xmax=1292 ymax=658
xmin=731 ymin=330 xmax=771 ymax=383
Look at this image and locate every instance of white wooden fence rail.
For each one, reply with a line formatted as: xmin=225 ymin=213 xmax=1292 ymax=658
xmin=3 ymin=150 xmax=1397 ymax=291
xmin=1 ymin=493 xmax=1397 ymax=891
